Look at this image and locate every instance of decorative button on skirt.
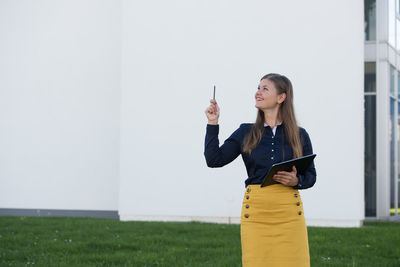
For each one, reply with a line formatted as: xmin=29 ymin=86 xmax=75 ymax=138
xmin=240 ymin=184 xmax=310 ymax=267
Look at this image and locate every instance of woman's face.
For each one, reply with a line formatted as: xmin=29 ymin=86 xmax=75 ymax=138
xmin=254 ymin=78 xmax=285 ymax=110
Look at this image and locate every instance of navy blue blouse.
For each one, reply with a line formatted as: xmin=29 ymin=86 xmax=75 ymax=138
xmin=204 ymin=123 xmax=317 ymax=189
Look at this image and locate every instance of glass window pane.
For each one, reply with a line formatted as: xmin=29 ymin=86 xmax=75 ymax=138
xmin=396 ymin=101 xmax=400 ymax=215
xmin=365 ymin=95 xmax=376 ymax=217
xmin=365 ymin=62 xmax=376 ymax=92
xmin=397 ymin=0 xmax=400 ymax=14
xmin=390 ymin=99 xmax=395 ymax=215
xmin=364 ymin=0 xmax=376 ymax=40
xmin=389 ymin=0 xmax=396 ymax=46
xmin=397 ymin=19 xmax=400 ymax=51
xmin=390 ymin=65 xmax=396 ymax=95
xmin=398 ymin=71 xmax=400 ymax=99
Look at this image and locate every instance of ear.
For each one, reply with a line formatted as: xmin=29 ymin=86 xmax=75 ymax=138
xmin=278 ymin=93 xmax=286 ymax=104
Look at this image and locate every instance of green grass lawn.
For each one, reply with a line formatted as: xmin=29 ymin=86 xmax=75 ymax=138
xmin=0 ymin=217 xmax=399 ymax=267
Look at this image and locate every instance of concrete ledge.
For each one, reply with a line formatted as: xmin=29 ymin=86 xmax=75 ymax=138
xmin=119 ymin=215 xmax=241 ymax=224
xmin=0 ymin=208 xmax=119 ymax=220
xmin=1 ymin=210 xmax=371 ymax=227
xmin=389 ymin=216 xmax=400 ymax=221
xmin=305 ymin=218 xmax=364 ymax=227
xmin=364 ymin=215 xmax=400 ymax=222
xmin=119 ymin=215 xmax=365 ymax=227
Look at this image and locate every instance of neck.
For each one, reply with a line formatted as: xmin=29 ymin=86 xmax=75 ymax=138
xmin=262 ymin=107 xmax=281 ymax=127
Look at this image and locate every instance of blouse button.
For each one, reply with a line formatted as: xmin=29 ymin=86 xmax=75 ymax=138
xmin=272 ymin=143 xmax=274 ymax=145
xmin=271 ymin=157 xmax=274 ymax=160
xmin=272 ymin=149 xmax=274 ymax=152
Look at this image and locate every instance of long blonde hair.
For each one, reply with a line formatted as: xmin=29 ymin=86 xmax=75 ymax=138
xmin=242 ymin=73 xmax=303 ymax=159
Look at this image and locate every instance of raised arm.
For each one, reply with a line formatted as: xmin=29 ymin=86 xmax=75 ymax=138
xmin=204 ymin=99 xmax=242 ymax=167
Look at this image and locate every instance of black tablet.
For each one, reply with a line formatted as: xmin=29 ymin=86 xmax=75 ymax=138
xmin=260 ymin=154 xmax=316 ymax=187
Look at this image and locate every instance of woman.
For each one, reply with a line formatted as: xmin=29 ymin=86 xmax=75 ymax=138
xmin=204 ymin=73 xmax=316 ymax=267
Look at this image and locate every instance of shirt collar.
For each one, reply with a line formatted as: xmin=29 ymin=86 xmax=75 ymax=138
xmin=264 ymin=121 xmax=283 ymax=128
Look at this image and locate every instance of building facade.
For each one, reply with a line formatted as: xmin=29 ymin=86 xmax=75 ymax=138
xmin=364 ymin=0 xmax=400 ymax=220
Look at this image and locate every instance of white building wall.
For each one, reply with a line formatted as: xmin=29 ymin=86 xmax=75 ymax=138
xmin=0 ymin=0 xmax=364 ymax=227
xmin=0 ymin=1 xmax=121 ymax=210
xmin=119 ymin=0 xmax=365 ymax=227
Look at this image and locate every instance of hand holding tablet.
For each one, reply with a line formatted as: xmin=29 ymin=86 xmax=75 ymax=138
xmin=261 ymin=154 xmax=317 ymax=187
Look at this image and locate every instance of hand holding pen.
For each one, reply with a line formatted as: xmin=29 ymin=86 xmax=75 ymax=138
xmin=205 ymin=85 xmax=219 ymax=125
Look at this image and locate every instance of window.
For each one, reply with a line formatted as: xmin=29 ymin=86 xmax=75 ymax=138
xmin=364 ymin=62 xmax=377 ymax=217
xmin=364 ymin=0 xmax=376 ymax=41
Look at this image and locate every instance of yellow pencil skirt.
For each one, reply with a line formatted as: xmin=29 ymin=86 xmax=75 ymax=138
xmin=240 ymin=184 xmax=310 ymax=267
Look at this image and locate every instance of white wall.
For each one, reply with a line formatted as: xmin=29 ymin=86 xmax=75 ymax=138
xmin=0 ymin=1 xmax=121 ymax=210
xmin=0 ymin=1 xmax=364 ymax=226
xmin=119 ymin=0 xmax=365 ymax=226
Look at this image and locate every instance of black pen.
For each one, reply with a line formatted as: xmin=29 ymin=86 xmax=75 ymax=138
xmin=213 ymin=85 xmax=216 ymax=100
